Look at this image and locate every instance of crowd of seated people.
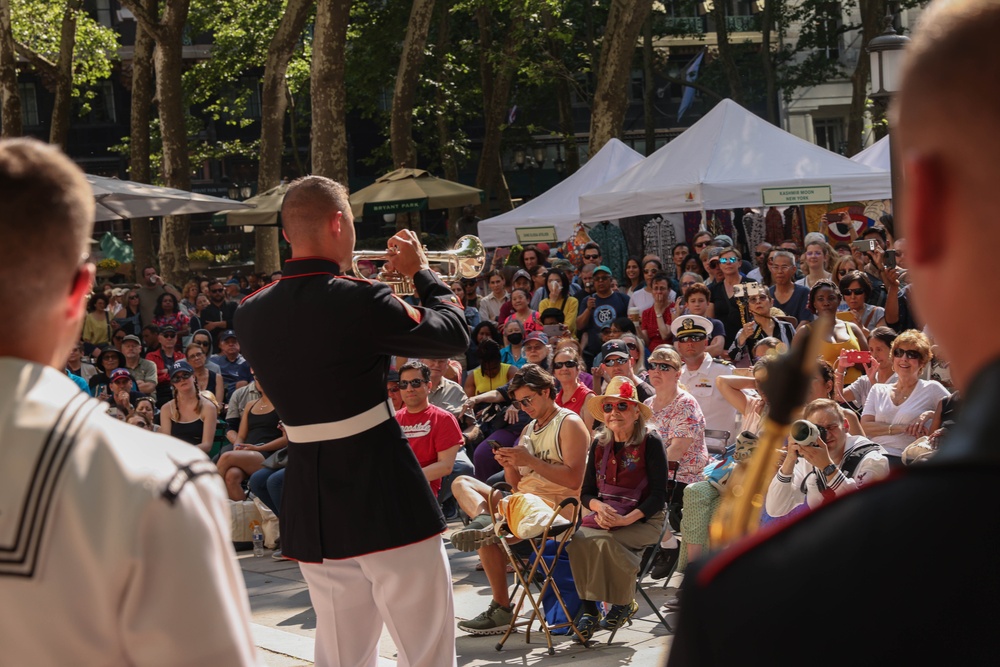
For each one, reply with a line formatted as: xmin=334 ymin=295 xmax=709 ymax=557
xmin=75 ymin=224 xmax=957 ymax=638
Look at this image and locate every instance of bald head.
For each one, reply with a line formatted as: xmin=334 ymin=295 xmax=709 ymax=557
xmin=895 ymin=0 xmax=1000 ymax=390
xmin=281 ymin=175 xmax=353 ymax=249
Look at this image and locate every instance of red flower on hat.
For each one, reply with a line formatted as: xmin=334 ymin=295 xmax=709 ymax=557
xmin=619 ymin=381 xmax=634 ymax=400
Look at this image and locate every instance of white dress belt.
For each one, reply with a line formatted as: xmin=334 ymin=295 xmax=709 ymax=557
xmin=283 ymin=399 xmax=394 ymax=443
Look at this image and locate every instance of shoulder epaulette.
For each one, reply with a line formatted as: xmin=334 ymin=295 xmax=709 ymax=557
xmin=712 ymin=357 xmax=733 ymax=366
xmin=161 ymin=459 xmax=220 ymax=505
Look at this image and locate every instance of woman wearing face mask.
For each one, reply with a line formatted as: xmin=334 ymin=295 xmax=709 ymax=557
xmin=500 ymin=319 xmax=527 ymax=368
xmin=538 ymin=268 xmax=579 ymax=335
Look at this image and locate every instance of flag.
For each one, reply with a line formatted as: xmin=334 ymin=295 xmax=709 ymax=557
xmin=677 ymin=50 xmax=705 ymax=122
xmin=100 ymin=232 xmax=134 ymax=264
xmin=507 ymin=105 xmax=518 ymax=125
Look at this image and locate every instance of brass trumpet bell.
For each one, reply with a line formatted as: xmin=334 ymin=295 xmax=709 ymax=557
xmin=352 ymin=235 xmax=486 ymax=296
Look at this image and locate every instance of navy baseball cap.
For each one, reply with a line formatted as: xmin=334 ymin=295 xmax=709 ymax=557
xmin=602 ymin=339 xmax=629 ymax=359
xmin=219 ymin=329 xmax=238 ymax=341
xmin=169 ymin=361 xmax=194 ymax=378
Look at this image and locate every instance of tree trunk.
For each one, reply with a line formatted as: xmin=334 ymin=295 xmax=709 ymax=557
xmin=49 ymin=0 xmax=83 ymax=147
xmin=312 ymin=0 xmax=351 ymax=184
xmin=847 ymin=0 xmax=886 ymax=156
xmin=391 ymin=0 xmax=436 ymax=172
xmin=474 ymin=6 xmax=519 ymax=217
xmin=760 ymin=0 xmax=778 ymax=125
xmin=128 ymin=0 xmax=156 ymax=276
xmin=0 ymin=0 xmax=21 ymax=137
xmin=256 ymin=0 xmax=312 ymax=275
xmin=542 ymin=8 xmax=578 ymax=175
xmin=642 ymin=13 xmax=655 ymax=155
xmin=434 ymin=1 xmax=461 ymax=243
xmin=154 ymin=1 xmax=192 ymax=284
xmin=712 ymin=1 xmax=745 ymax=104
xmin=588 ymin=0 xmax=652 ymax=156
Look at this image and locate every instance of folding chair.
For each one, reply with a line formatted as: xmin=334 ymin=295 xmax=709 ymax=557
xmin=488 ymin=483 xmax=590 ymax=655
xmin=704 ymin=429 xmax=732 ymax=457
xmin=607 ymin=461 xmax=680 ymax=643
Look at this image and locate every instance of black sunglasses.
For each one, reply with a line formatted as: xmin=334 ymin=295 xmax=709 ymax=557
xmin=649 ymin=362 xmax=677 ymax=372
xmin=170 ymin=373 xmax=191 ymax=383
xmin=584 ymin=254 xmax=600 ymax=260
xmin=161 ymin=332 xmax=177 ymax=338
xmin=552 ymin=360 xmax=579 ymax=370
xmin=398 ymin=379 xmax=426 ymax=389
xmin=602 ymin=401 xmax=631 ymax=414
xmin=677 ymin=334 xmax=707 ymax=343
xmin=842 ymin=288 xmax=866 ymax=296
xmin=604 ymin=357 xmax=629 ymax=367
xmin=892 ymin=348 xmax=922 ymax=360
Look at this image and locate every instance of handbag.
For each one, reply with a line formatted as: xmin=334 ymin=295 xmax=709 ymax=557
xmin=260 ymin=447 xmax=288 ymax=470
xmin=581 ymin=439 xmax=648 ymax=530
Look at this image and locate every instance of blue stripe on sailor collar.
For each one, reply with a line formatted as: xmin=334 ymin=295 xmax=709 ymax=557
xmin=283 ymin=257 xmax=343 ymax=276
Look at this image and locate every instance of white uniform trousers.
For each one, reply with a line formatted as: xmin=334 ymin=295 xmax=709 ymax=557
xmin=300 ymin=534 xmax=457 ymax=667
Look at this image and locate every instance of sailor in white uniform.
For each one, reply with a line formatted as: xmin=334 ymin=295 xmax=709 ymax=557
xmin=0 ymin=139 xmax=259 ymax=666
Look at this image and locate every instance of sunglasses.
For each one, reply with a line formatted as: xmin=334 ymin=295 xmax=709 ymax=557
xmin=842 ymin=288 xmax=866 ymax=296
xmin=892 ymin=348 xmax=922 ymax=360
xmin=187 ymin=352 xmax=205 ymax=359
xmin=719 ymin=257 xmax=739 ymax=264
xmin=694 ymin=241 xmax=710 ymax=249
xmin=128 ymin=295 xmax=139 ymax=299
xmin=511 ymin=395 xmax=535 ymax=410
xmin=755 ymin=251 xmax=766 ymax=257
xmin=749 ymin=295 xmax=769 ymax=303
xmin=604 ymin=357 xmax=629 ymax=367
xmin=161 ymin=332 xmax=177 ymax=338
xmin=552 ymin=360 xmax=579 ymax=370
xmin=113 ymin=334 xmax=125 ymax=341
xmin=387 ymin=384 xmax=400 ymax=393
xmin=677 ymin=334 xmax=707 ymax=343
xmin=649 ymin=362 xmax=677 ymax=372
xmin=170 ymin=373 xmax=192 ymax=383
xmin=681 ymin=281 xmax=696 ymax=288
xmin=602 ymin=401 xmax=631 ymax=414
xmin=398 ymin=379 xmax=427 ymax=389
xmin=584 ymin=254 xmax=600 ymax=260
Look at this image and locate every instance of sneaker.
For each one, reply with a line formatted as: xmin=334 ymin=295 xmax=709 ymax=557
xmin=457 ymin=600 xmax=513 ymax=636
xmin=271 ymin=549 xmax=288 ymax=561
xmin=662 ymin=596 xmax=681 ymax=611
xmin=450 ymin=514 xmax=498 ymax=552
xmin=599 ymin=599 xmax=639 ymax=631
xmin=649 ymin=547 xmax=680 ymax=580
xmin=573 ymin=612 xmax=600 ymax=643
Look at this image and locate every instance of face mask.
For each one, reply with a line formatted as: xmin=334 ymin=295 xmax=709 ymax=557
xmin=507 ymin=333 xmax=524 ymax=345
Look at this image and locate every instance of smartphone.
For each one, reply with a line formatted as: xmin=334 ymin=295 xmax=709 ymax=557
xmin=883 ymin=249 xmax=897 ymax=270
xmin=844 ymin=350 xmax=872 ymax=365
xmin=542 ymin=324 xmax=563 ymax=338
xmin=851 ymin=239 xmax=876 ymax=252
xmin=489 ymin=440 xmax=503 ymax=451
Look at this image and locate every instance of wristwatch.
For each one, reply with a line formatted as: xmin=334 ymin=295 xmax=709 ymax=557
xmin=822 ymin=463 xmax=839 ymax=478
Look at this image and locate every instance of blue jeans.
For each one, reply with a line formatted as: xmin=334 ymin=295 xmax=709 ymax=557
xmin=249 ymin=467 xmax=284 ymax=516
xmin=438 ymin=450 xmax=475 ymax=506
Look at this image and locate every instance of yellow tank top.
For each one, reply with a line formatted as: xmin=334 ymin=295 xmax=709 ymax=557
xmin=819 ymin=321 xmax=862 ymax=383
xmin=474 ymin=364 xmax=511 ymax=393
xmin=517 ymin=408 xmax=580 ymax=512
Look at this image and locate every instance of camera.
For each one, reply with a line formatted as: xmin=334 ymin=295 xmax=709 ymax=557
xmin=843 ymin=350 xmax=872 ymax=365
xmin=790 ymin=419 xmax=824 ymax=448
xmin=883 ymin=249 xmax=897 ymax=270
xmin=733 ymin=282 xmax=766 ymax=299
xmin=851 ymin=239 xmax=876 ymax=252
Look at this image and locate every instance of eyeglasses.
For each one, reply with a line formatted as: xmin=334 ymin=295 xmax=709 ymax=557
xmin=511 ymin=395 xmax=535 ymax=410
xmin=748 ymin=295 xmax=769 ymax=304
xmin=892 ymin=348 xmax=922 ymax=360
xmin=677 ymin=334 xmax=707 ymax=343
xmin=523 ymin=344 xmax=546 ymax=353
xmin=719 ymin=257 xmax=739 ymax=264
xmin=128 ymin=295 xmax=139 ymax=300
xmin=604 ymin=357 xmax=629 ymax=367
xmin=187 ymin=352 xmax=205 ymax=359
xmin=681 ymin=281 xmax=696 ymax=288
xmin=584 ymin=254 xmax=600 ymax=260
xmin=842 ymin=288 xmax=866 ymax=296
xmin=398 ymin=379 xmax=427 ymax=389
xmin=769 ymin=264 xmax=793 ymax=272
xmin=625 ymin=342 xmax=638 ymax=351
xmin=602 ymin=401 xmax=631 ymax=414
xmin=593 ymin=275 xmax=611 ymax=281
xmin=161 ymin=332 xmax=177 ymax=338
xmin=694 ymin=241 xmax=710 ymax=249
xmin=113 ymin=334 xmax=125 ymax=341
xmin=387 ymin=384 xmax=400 ymax=393
xmin=649 ymin=362 xmax=677 ymax=372
xmin=552 ymin=360 xmax=578 ymax=370
xmin=170 ymin=373 xmax=192 ymax=383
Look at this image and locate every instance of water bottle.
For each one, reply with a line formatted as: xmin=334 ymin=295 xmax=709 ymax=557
xmin=251 ymin=522 xmax=264 ymax=558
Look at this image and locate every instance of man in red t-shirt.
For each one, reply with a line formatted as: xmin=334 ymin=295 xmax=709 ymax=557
xmin=395 ymin=362 xmax=463 ymax=496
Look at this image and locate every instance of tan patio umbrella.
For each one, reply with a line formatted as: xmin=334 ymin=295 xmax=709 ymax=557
xmin=349 ymin=168 xmax=483 ymax=217
xmin=215 ymin=183 xmax=289 ymax=227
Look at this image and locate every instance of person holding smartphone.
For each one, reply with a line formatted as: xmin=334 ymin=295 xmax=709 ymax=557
xmin=537 ymin=268 xmax=578 ymax=335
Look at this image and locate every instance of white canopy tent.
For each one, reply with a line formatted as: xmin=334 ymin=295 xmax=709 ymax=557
xmin=578 ymin=99 xmax=893 ymax=223
xmin=851 ymin=135 xmax=890 ymax=171
xmin=478 ymin=138 xmax=644 ymax=247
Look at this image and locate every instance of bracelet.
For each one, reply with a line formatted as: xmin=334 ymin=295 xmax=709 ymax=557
xmin=888 ymin=424 xmax=893 ymax=435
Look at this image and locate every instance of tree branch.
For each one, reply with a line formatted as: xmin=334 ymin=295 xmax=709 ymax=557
xmin=14 ymin=41 xmax=57 ymax=80
xmin=117 ymin=0 xmax=162 ymax=41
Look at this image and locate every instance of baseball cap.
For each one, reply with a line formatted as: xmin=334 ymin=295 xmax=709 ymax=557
xmin=122 ymin=334 xmax=142 ymax=345
xmin=225 ymin=278 xmax=241 ymax=286
xmin=594 ymin=265 xmax=613 ymax=276
xmin=601 ymin=339 xmax=629 ymax=359
xmin=523 ymin=331 xmax=549 ymax=346
xmin=512 ymin=269 xmax=531 ymax=283
xmin=387 ymin=369 xmax=400 ymax=383
xmin=219 ymin=329 xmax=238 ymax=341
xmin=159 ymin=324 xmax=177 ymax=335
xmin=169 ymin=361 xmax=195 ymax=378
xmin=109 ymin=368 xmax=132 ymax=382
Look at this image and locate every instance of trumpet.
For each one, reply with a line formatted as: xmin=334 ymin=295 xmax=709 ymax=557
xmin=352 ymin=235 xmax=486 ymax=296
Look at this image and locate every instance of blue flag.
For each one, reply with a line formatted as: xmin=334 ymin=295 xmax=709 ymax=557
xmin=677 ymin=50 xmax=705 ymax=122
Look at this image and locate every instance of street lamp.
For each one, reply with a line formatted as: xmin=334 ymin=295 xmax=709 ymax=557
xmin=533 ymin=146 xmax=546 ymax=169
xmin=227 ymin=182 xmax=240 ymax=200
xmin=867 ymin=13 xmax=910 ymax=100
xmin=514 ymin=148 xmax=526 ymax=170
xmin=240 ymin=184 xmax=253 ymax=200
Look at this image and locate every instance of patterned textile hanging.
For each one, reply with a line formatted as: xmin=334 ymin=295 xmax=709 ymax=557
xmin=764 ymin=207 xmax=785 ymax=245
xmin=683 ymin=211 xmax=703 ymax=245
xmin=642 ymin=216 xmax=678 ymax=265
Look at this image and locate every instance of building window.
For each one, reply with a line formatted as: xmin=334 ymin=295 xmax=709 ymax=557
xmin=241 ymin=78 xmax=262 ymax=119
xmin=630 ymin=69 xmax=644 ymax=101
xmin=76 ymin=81 xmax=116 ymax=125
xmin=813 ymin=117 xmax=845 ymax=154
xmin=86 ymin=0 xmax=113 ymax=27
xmin=815 ymin=1 xmax=842 ymax=61
xmin=20 ymin=83 xmax=39 ymax=127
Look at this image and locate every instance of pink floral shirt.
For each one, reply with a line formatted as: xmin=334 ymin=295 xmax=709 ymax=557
xmin=645 ymin=389 xmax=709 ymax=484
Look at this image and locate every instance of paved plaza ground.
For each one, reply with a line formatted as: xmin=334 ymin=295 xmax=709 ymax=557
xmin=243 ymin=520 xmax=678 ymax=666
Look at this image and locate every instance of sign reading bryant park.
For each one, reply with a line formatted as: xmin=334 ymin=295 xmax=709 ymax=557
xmin=761 ymin=185 xmax=833 ymax=206
xmin=515 ymin=226 xmax=559 ymax=244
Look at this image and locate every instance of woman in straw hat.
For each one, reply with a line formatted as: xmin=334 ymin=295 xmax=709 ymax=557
xmin=566 ymin=376 xmax=667 ymax=642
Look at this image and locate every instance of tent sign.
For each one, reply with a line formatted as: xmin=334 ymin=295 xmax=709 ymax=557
xmin=515 ymin=226 xmax=558 ymax=244
xmin=366 ymin=198 xmax=427 ymax=214
xmin=761 ymin=186 xmax=832 ymax=205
